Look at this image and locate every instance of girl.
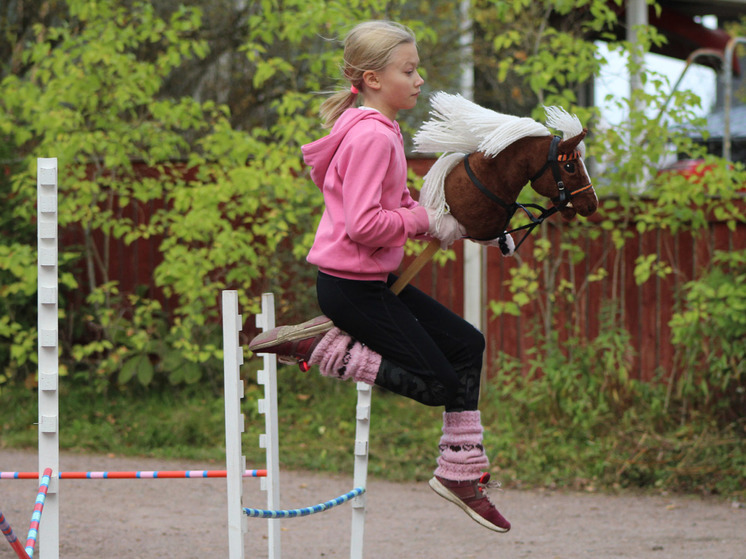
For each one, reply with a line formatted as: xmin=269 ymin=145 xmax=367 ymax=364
xmin=249 ymin=20 xmax=511 ymax=533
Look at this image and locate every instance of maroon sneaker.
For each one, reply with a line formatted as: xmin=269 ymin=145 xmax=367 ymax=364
xmin=248 ymin=315 xmax=333 ymax=370
xmin=429 ymin=473 xmax=510 ymax=533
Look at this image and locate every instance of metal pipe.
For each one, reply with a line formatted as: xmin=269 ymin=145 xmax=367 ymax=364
xmin=724 ymin=37 xmax=746 ymax=161
xmin=654 ymin=48 xmax=724 ymax=128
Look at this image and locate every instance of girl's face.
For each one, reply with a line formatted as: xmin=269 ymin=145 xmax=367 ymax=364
xmin=366 ymin=42 xmax=424 ymax=120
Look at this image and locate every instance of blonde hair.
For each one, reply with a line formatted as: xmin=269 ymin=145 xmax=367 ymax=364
xmin=319 ymin=21 xmax=417 ymax=128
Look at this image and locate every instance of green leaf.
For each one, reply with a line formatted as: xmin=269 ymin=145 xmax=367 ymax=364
xmin=119 ymin=355 xmax=141 ymax=384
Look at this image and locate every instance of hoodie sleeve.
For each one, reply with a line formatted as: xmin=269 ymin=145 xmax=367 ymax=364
xmin=336 ymin=128 xmax=428 ymax=247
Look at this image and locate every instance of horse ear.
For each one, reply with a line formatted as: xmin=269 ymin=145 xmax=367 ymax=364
xmin=557 ymin=128 xmax=587 ymax=153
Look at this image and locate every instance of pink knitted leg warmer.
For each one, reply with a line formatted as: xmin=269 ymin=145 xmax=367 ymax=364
xmin=434 ymin=410 xmax=490 ymax=482
xmin=308 ymin=327 xmax=381 ymax=385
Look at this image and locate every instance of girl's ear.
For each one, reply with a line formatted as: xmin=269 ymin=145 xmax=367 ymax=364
xmin=362 ymin=70 xmax=381 ymax=90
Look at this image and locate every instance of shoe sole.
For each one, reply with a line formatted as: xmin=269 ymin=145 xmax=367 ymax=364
xmin=428 ymin=477 xmax=510 ymax=533
xmin=249 ymin=316 xmax=333 ymax=352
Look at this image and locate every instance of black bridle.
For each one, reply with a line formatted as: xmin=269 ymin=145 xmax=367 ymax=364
xmin=462 ymin=135 xmax=591 ymax=251
xmin=529 ymin=135 xmax=573 ymax=205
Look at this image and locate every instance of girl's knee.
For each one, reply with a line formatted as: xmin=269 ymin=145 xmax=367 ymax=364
xmin=469 ymin=328 xmax=486 ymax=356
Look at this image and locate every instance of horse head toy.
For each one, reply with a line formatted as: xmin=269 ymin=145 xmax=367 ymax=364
xmin=414 ymin=92 xmax=598 ymax=249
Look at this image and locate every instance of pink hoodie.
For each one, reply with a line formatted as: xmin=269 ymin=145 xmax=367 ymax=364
xmin=302 ymin=108 xmax=430 ymax=281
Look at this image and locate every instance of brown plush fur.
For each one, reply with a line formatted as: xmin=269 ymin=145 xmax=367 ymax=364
xmin=443 ymin=130 xmax=597 ymax=240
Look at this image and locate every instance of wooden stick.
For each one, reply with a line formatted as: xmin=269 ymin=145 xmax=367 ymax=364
xmin=390 ymin=239 xmax=440 ymax=295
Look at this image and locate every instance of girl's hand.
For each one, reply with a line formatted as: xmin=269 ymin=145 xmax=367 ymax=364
xmin=472 ymin=232 xmax=515 ymax=257
xmin=426 ymin=208 xmax=466 ymax=249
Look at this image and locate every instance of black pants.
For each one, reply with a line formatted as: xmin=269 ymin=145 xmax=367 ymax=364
xmin=316 ymin=271 xmax=484 ymax=411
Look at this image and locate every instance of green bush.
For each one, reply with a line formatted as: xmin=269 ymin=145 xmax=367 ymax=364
xmin=483 ymin=325 xmax=745 ymax=496
xmin=670 ymin=250 xmax=746 ymax=424
xmin=0 ymin=0 xmax=325 ymax=391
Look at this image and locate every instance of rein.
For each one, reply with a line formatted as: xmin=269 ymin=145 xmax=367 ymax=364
xmin=462 ymin=135 xmax=591 ymax=252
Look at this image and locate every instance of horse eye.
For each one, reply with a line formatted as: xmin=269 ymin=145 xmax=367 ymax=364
xmin=563 ymin=162 xmax=576 ymax=173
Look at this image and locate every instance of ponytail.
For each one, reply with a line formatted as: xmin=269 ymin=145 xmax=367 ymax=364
xmin=319 ymin=89 xmax=359 ymax=129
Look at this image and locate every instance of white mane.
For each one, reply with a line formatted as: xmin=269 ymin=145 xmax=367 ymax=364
xmin=413 ymin=92 xmax=585 ymax=227
xmin=414 ymin=92 xmax=550 ymax=157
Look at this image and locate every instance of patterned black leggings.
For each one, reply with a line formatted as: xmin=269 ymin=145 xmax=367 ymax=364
xmin=316 ymin=271 xmax=484 ymax=412
xmin=374 ymin=359 xmax=482 ymax=411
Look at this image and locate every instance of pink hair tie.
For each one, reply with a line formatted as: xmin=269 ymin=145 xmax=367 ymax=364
xmin=350 ymin=84 xmax=359 ymax=95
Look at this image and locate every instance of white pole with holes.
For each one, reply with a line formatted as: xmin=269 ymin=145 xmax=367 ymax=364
xmin=37 ymin=158 xmax=60 ymax=559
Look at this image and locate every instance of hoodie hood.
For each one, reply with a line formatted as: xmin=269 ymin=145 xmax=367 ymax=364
xmin=302 ymin=109 xmax=401 ymax=190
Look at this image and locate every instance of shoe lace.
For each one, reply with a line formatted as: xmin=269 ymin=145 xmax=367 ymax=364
xmin=478 ymin=472 xmax=502 ymax=495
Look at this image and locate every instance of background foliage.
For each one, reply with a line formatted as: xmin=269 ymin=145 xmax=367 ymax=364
xmin=1 ymin=0 xmax=744 ymax=495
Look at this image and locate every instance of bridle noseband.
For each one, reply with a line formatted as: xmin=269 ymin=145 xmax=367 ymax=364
xmin=462 ymin=135 xmax=592 ymax=251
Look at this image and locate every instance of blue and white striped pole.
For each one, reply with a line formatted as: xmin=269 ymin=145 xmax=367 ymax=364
xmin=243 ymin=488 xmax=365 ymax=519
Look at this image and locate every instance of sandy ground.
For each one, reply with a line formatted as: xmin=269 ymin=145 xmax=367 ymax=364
xmin=0 ymin=449 xmax=743 ymax=559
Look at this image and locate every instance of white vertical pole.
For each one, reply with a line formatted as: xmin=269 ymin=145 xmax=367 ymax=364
xmin=626 ymin=0 xmax=647 ymax=107
xmin=460 ymin=0 xmax=486 ymax=333
xmin=350 ymin=382 xmax=372 ymax=559
xmin=255 ymin=293 xmax=281 ymax=559
xmin=223 ymin=290 xmax=246 ymax=559
xmin=37 ymin=157 xmax=59 ymax=559
xmin=459 ymin=0 xmax=474 ymax=102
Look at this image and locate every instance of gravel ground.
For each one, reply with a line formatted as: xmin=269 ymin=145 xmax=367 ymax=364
xmin=0 ymin=449 xmax=743 ymax=558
